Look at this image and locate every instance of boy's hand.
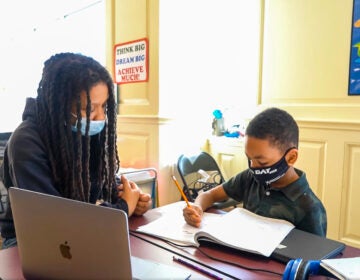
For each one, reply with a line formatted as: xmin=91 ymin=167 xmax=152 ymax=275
xmin=183 ymin=204 xmax=203 ymax=227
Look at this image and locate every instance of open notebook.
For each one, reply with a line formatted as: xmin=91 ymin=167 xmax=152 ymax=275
xmin=135 ymin=201 xmax=346 ymax=263
xmin=8 ymin=187 xmax=191 ymax=280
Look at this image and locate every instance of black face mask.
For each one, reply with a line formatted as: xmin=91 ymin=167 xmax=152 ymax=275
xmin=248 ymin=147 xmax=295 ymax=186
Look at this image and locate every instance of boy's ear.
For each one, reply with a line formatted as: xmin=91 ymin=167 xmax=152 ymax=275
xmin=286 ymin=148 xmax=298 ymax=166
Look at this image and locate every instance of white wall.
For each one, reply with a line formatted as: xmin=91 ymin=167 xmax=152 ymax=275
xmin=159 ymin=0 xmax=261 ymax=136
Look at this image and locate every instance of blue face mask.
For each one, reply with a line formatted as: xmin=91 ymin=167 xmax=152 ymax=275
xmin=71 ymin=114 xmax=106 ymax=136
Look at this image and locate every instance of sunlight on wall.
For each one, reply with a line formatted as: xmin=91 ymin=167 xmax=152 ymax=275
xmin=0 ymin=0 xmax=105 ymax=132
xmin=158 ymin=0 xmax=261 ymax=160
xmin=159 ymin=0 xmax=260 ymax=126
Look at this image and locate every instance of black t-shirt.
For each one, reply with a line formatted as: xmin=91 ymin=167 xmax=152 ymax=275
xmin=223 ymin=168 xmax=327 ymax=236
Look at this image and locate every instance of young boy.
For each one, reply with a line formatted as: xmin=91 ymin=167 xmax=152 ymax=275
xmin=183 ymin=107 xmax=327 ymax=237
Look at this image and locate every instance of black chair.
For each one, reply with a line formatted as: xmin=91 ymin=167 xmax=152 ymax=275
xmin=1 ymin=132 xmax=12 ymax=243
xmin=176 ymin=151 xmax=238 ymax=209
xmin=0 ymin=132 xmax=11 ymax=162
xmin=0 ymin=132 xmax=12 ymax=220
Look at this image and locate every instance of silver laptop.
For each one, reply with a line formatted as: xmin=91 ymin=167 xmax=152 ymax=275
xmin=9 ymin=187 xmax=191 ymax=280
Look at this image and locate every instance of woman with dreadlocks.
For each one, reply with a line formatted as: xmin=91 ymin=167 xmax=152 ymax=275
xmin=0 ymin=53 xmax=152 ymax=249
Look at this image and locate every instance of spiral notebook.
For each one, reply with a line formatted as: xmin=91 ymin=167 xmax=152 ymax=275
xmin=9 ymin=187 xmax=191 ymax=280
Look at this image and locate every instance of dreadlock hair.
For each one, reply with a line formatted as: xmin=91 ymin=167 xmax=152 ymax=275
xmin=36 ymin=52 xmax=119 ymax=202
xmin=245 ymin=107 xmax=299 ymax=153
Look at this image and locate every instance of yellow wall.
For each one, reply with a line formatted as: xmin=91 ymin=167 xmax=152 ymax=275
xmin=107 ymin=0 xmax=360 ymax=247
xmin=260 ymin=0 xmax=360 ymax=248
xmin=260 ymin=0 xmax=359 ymax=121
xmin=106 ymin=0 xmax=158 ymax=116
xmin=106 ymin=0 xmax=182 ymax=206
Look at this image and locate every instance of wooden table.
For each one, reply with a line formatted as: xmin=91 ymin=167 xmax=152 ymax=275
xmin=129 ymin=208 xmax=360 ymax=280
xmin=1 ymin=202 xmax=360 ymax=280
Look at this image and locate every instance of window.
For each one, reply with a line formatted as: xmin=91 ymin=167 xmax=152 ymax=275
xmin=159 ymin=0 xmax=261 ymax=126
xmin=0 ymin=0 xmax=105 ymax=132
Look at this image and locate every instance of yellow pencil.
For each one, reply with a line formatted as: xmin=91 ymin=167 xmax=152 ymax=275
xmin=171 ymin=175 xmax=191 ymax=208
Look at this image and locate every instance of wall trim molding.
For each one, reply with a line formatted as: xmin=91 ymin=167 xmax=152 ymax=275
xmin=117 ymin=115 xmax=173 ymax=125
xmin=297 ymin=119 xmax=360 ymax=131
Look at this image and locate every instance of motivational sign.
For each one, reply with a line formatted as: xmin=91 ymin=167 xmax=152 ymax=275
xmin=114 ymin=38 xmax=148 ymax=84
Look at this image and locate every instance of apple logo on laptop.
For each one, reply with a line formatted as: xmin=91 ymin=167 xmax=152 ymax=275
xmin=59 ymin=241 xmax=72 ymax=259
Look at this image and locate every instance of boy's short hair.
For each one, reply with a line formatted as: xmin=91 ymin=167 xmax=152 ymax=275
xmin=245 ymin=107 xmax=299 ymax=152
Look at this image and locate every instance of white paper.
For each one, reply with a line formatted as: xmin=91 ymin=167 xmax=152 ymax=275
xmin=321 ymin=257 xmax=360 ymax=280
xmin=136 ymin=202 xmax=294 ymax=257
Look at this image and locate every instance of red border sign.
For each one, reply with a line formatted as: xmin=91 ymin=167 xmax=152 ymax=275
xmin=114 ymin=38 xmax=149 ymax=84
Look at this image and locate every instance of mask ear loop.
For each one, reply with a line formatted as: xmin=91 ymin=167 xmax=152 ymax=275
xmin=70 ymin=112 xmax=81 ymax=132
xmin=247 ymin=147 xmax=297 ymax=170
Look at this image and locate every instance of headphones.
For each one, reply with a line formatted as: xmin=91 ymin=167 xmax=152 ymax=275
xmin=283 ymin=259 xmax=335 ymax=280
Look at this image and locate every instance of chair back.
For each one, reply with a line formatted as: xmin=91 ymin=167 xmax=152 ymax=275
xmin=0 ymin=132 xmax=12 ymax=233
xmin=177 ymin=152 xmax=224 ymax=180
xmin=177 ymin=151 xmax=237 ymax=209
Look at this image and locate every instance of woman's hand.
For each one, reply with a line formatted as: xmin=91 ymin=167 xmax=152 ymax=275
xmin=117 ymin=175 xmax=140 ymax=216
xmin=133 ymin=192 xmax=152 ymax=216
xmin=183 ymin=204 xmax=203 ymax=227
